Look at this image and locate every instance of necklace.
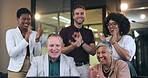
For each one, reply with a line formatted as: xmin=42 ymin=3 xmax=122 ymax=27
xmin=102 ymin=67 xmax=111 ymax=77
xmin=103 ymin=68 xmax=111 ymax=73
xmin=102 ymin=59 xmax=112 ymax=74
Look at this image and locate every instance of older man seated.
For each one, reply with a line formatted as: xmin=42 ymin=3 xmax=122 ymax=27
xmin=26 ymin=34 xmax=80 ymax=77
xmin=89 ymin=41 xmax=131 ymax=78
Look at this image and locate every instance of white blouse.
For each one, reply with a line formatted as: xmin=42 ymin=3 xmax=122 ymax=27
xmin=106 ymin=35 xmax=136 ymax=61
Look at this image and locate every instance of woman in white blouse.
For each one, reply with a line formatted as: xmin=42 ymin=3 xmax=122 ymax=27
xmin=98 ymin=12 xmax=137 ymax=77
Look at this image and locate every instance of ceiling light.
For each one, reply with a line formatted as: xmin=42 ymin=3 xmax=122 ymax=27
xmin=121 ymin=3 xmax=128 ymax=10
xmin=59 ymin=16 xmax=70 ymax=23
xmin=139 ymin=7 xmax=145 ymax=9
xmin=65 ymin=24 xmax=70 ymax=27
xmin=35 ymin=14 xmax=41 ymax=20
xmin=89 ymin=27 xmax=98 ymax=32
xmin=52 ymin=16 xmax=70 ymax=24
xmin=140 ymin=14 xmax=146 ymax=19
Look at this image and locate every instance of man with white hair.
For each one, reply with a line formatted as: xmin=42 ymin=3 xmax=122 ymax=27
xmin=26 ymin=34 xmax=80 ymax=77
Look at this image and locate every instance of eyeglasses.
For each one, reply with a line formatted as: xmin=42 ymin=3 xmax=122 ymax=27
xmin=106 ymin=22 xmax=118 ymax=26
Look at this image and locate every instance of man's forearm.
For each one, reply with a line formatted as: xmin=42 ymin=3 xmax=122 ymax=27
xmin=61 ymin=44 xmax=76 ymax=54
xmin=82 ymin=43 xmax=96 ymax=55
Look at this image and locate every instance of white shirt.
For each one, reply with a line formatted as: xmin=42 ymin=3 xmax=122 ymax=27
xmin=6 ymin=27 xmax=42 ymax=72
xmin=106 ymin=35 xmax=136 ymax=61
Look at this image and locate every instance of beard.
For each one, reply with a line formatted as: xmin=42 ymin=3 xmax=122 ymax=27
xmin=74 ymin=18 xmax=84 ymax=25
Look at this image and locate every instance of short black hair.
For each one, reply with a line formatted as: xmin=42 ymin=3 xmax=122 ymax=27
xmin=72 ymin=5 xmax=85 ymax=16
xmin=103 ymin=12 xmax=130 ymax=36
xmin=16 ymin=8 xmax=31 ymax=18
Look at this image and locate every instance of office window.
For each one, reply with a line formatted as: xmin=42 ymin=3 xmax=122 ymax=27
xmin=35 ymin=0 xmax=71 ymax=54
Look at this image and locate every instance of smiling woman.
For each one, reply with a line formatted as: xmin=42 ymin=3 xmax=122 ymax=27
xmin=98 ymin=12 xmax=137 ymax=77
xmin=89 ymin=41 xmax=131 ymax=78
xmin=6 ymin=8 xmax=43 ymax=78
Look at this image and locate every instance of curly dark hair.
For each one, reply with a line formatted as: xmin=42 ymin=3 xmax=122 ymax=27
xmin=103 ymin=12 xmax=130 ymax=36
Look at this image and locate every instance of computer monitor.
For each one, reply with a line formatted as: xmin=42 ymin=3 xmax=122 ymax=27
xmin=26 ymin=76 xmax=80 ymax=78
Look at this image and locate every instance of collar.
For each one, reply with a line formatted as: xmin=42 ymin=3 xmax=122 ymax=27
xmin=17 ymin=26 xmax=26 ymax=37
xmin=48 ymin=55 xmax=60 ymax=62
xmin=72 ymin=25 xmax=85 ymax=32
xmin=108 ymin=59 xmax=116 ymax=77
xmin=110 ymin=58 xmax=116 ymax=69
xmin=16 ymin=27 xmax=25 ymax=38
xmin=16 ymin=26 xmax=22 ymax=33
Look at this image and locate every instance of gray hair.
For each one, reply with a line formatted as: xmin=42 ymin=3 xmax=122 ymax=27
xmin=46 ymin=34 xmax=63 ymax=44
xmin=97 ymin=41 xmax=112 ymax=52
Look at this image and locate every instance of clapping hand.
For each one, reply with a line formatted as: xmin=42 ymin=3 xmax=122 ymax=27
xmin=98 ymin=31 xmax=106 ymax=41
xmin=35 ymin=22 xmax=43 ymax=42
xmin=89 ymin=67 xmax=100 ymax=78
xmin=89 ymin=67 xmax=105 ymax=78
xmin=69 ymin=32 xmax=84 ymax=47
xmin=25 ymin=26 xmax=33 ymax=42
xmin=109 ymin=29 xmax=118 ymax=44
xmin=36 ymin=27 xmax=43 ymax=39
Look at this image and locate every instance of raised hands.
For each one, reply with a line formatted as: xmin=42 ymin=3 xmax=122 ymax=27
xmin=36 ymin=27 xmax=43 ymax=39
xmin=24 ymin=26 xmax=43 ymax=42
xmin=98 ymin=30 xmax=119 ymax=45
xmin=109 ymin=29 xmax=118 ymax=44
xmin=36 ymin=22 xmax=43 ymax=42
xmin=89 ymin=67 xmax=99 ymax=78
xmin=25 ymin=26 xmax=32 ymax=42
xmin=98 ymin=31 xmax=106 ymax=41
xmin=89 ymin=67 xmax=105 ymax=78
xmin=69 ymin=32 xmax=84 ymax=47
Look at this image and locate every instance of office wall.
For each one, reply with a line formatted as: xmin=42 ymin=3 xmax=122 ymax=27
xmin=0 ymin=0 xmax=31 ymax=73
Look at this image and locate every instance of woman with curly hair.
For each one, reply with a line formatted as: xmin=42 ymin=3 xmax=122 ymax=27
xmin=98 ymin=12 xmax=137 ymax=77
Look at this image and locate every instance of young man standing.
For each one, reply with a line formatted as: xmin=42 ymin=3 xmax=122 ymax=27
xmin=59 ymin=5 xmax=96 ymax=78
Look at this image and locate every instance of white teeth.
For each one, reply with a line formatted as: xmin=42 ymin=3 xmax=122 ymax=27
xmin=100 ymin=58 xmax=105 ymax=61
xmin=24 ymin=24 xmax=28 ymax=26
xmin=110 ymin=29 xmax=114 ymax=31
xmin=51 ymin=51 xmax=58 ymax=53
